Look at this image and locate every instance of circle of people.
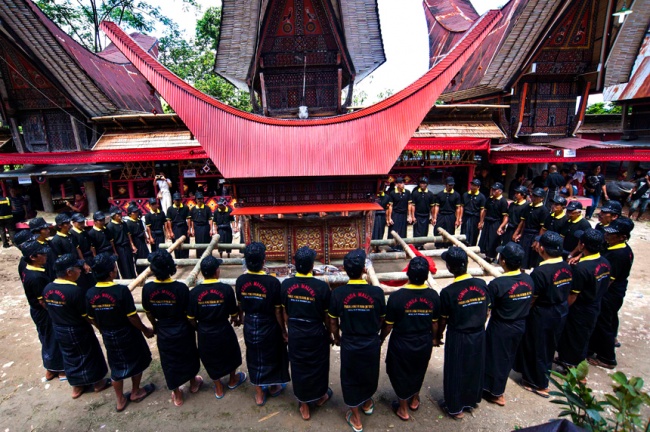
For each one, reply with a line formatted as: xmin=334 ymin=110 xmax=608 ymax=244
xmin=16 ymin=183 xmax=634 ymax=430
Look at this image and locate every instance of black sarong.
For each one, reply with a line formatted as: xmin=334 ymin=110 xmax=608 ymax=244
xmin=132 ymin=236 xmax=150 ymax=274
xmin=515 ymin=304 xmax=567 ymax=390
xmin=461 ymin=214 xmax=480 ymax=246
xmin=150 ymin=230 xmax=165 ymax=253
xmin=172 ymin=225 xmax=189 ymax=258
xmin=443 ymin=327 xmax=485 ymax=415
xmin=557 ymin=303 xmax=600 ymax=367
xmin=588 ymin=292 xmax=624 ymax=366
xmin=30 ymin=307 xmax=64 ymax=372
xmin=520 ymin=230 xmax=540 ymax=269
xmin=435 ymin=213 xmax=456 ymax=247
xmin=52 ymin=323 xmax=108 ymax=386
xmin=386 ymin=331 xmax=433 ymax=400
xmin=479 ymin=219 xmax=501 ymax=259
xmin=413 ymin=214 xmax=430 ymax=238
xmin=115 ymin=244 xmax=136 ymax=279
xmin=156 ymin=319 xmax=200 ymax=389
xmin=217 ymin=226 xmax=233 ymax=254
xmin=288 ymin=319 xmax=330 ymax=403
xmin=101 ymin=325 xmax=152 ymax=381
xmin=243 ymin=313 xmax=290 ymax=386
xmin=484 ymin=318 xmax=526 ymax=397
xmin=372 ymin=212 xmax=386 ymax=240
xmin=194 ymin=224 xmax=211 ymax=258
xmin=340 ymin=333 xmax=380 ymax=407
xmin=501 ymin=226 xmax=516 ymax=246
xmin=197 ymin=320 xmax=242 ymax=380
xmin=391 ymin=212 xmax=407 ymax=250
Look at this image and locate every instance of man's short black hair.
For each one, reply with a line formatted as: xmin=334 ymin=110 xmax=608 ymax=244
xmin=294 ymin=246 xmax=317 ymax=274
xmin=244 ymin=242 xmax=266 ymax=272
xmin=148 ymin=249 xmax=177 ymax=280
xmin=200 ymin=255 xmax=223 ymax=278
xmin=343 ymin=249 xmax=366 ymax=279
xmin=577 ymin=228 xmax=605 ymax=254
xmin=406 ymin=257 xmax=429 ymax=285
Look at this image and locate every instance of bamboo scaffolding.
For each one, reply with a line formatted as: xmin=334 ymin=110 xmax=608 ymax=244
xmin=184 ymin=234 xmax=220 ymax=287
xmin=368 ymin=247 xmax=479 ymax=261
xmin=159 ymin=243 xmax=245 ymax=251
xmin=369 ymin=234 xmax=466 ymax=247
xmin=436 ymin=227 xmax=502 ymax=278
xmin=390 ymin=230 xmax=439 ymax=291
xmin=128 ymin=235 xmax=186 ymax=292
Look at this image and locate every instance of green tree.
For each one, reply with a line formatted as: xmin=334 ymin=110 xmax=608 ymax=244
xmin=586 ymin=102 xmax=622 ymax=115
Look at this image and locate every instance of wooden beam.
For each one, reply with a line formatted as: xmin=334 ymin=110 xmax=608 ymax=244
xmin=185 ymin=234 xmax=219 ymax=287
xmin=572 ymin=81 xmax=592 ymax=136
xmin=70 ymin=115 xmax=83 ymax=151
xmin=337 ymin=68 xmax=342 ymax=114
xmin=259 ymin=73 xmax=268 ymax=117
xmin=514 ymin=83 xmax=528 ymax=138
xmin=437 ymin=227 xmax=502 ymax=278
xmin=128 ymin=235 xmax=186 ymax=292
xmin=391 ymin=230 xmax=439 ymax=291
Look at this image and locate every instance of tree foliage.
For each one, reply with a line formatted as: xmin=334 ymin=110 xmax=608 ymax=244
xmin=586 ymin=102 xmax=623 ymax=115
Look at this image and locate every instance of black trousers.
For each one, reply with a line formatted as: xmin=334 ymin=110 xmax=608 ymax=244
xmin=434 ymin=213 xmax=456 ymax=248
xmin=115 ymin=244 xmax=136 ymax=279
xmin=588 ymin=292 xmax=624 ymax=366
xmin=391 ymin=212 xmax=407 ymax=250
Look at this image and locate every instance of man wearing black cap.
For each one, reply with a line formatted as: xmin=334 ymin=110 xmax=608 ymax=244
xmin=386 ymin=177 xmax=411 ymax=250
xmin=479 ymin=182 xmax=509 ymax=263
xmin=595 ymin=201 xmax=621 ymax=233
xmin=166 ymin=192 xmax=190 ymax=259
xmin=144 ymin=198 xmax=166 ymax=252
xmin=125 ymin=205 xmax=149 ymax=274
xmin=502 ymin=186 xmax=529 ymax=246
xmin=50 ymin=214 xmax=79 ymax=258
xmin=371 ymin=182 xmax=391 ymax=248
xmin=0 ymin=191 xmax=13 ymax=247
xmin=107 ymin=207 xmax=136 ymax=279
xmin=544 ymin=165 xmax=565 ymax=208
xmin=88 ymin=211 xmax=117 ymax=257
xmin=483 ymin=242 xmax=533 ymax=406
xmin=190 ymin=192 xmax=213 ymax=258
xmin=461 ymin=179 xmax=486 ymax=247
xmin=15 ymin=229 xmax=34 ymax=278
xmin=513 ymin=188 xmax=550 ymax=269
xmin=628 ymin=170 xmax=650 ymax=221
xmin=20 ymin=240 xmax=65 ymax=381
xmin=564 ymin=201 xmax=591 ymax=261
xmin=42 ymin=254 xmax=110 ymax=399
xmin=516 ymin=231 xmax=572 ymax=397
xmin=212 ymin=197 xmax=234 ymax=258
xmin=433 ymin=177 xmax=462 ymax=248
xmin=541 ymin=196 xmax=568 ymax=235
xmin=29 ymin=217 xmax=56 ymax=279
xmin=557 ymin=229 xmax=611 ymax=370
xmin=587 ymin=218 xmax=635 ymax=369
xmin=437 ymin=247 xmax=489 ymax=419
xmin=409 ymin=177 xmax=435 ymax=243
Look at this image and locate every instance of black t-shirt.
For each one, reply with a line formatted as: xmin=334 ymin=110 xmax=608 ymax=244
xmin=435 ymin=190 xmax=462 ymax=215
xmin=543 ymin=211 xmax=568 ymax=234
xmin=585 ymin=174 xmax=606 ymax=196
xmin=107 ymin=220 xmax=130 ymax=247
xmin=42 ymin=280 xmax=88 ymax=326
xmin=144 ymin=210 xmax=166 ymax=232
xmin=166 ymin=204 xmax=190 ymax=227
xmin=188 ymin=280 xmax=238 ymax=322
xmin=142 ymin=280 xmax=190 ymax=320
xmin=375 ymin=192 xmax=391 ymax=214
xmin=507 ymin=200 xmax=529 ymax=229
xmin=385 ymin=285 xmax=441 ymax=335
xmin=236 ymin=272 xmax=282 ymax=315
xmin=545 ymin=172 xmax=565 ymax=191
xmin=532 ymin=175 xmax=547 ymax=189
xmin=88 ymin=226 xmax=114 ymax=254
xmin=440 ymin=276 xmax=489 ymax=332
xmin=86 ymin=282 xmax=138 ymax=329
xmin=603 ymin=243 xmax=634 ymax=297
xmin=521 ymin=203 xmax=550 ymax=231
xmin=484 ymin=195 xmax=508 ymax=221
xmin=328 ymin=281 xmax=386 ymax=336
xmin=462 ymin=191 xmax=486 ymax=216
xmin=388 ymin=189 xmax=411 ymax=214
xmin=213 ymin=206 xmax=234 ymax=227
xmin=70 ymin=227 xmax=92 ymax=256
xmin=281 ymin=275 xmax=331 ymax=322
xmin=125 ymin=217 xmax=146 ymax=240
xmin=21 ymin=265 xmax=50 ymax=308
xmin=530 ymin=257 xmax=572 ymax=307
xmin=563 ymin=217 xmax=591 ymax=253
xmin=49 ymin=232 xmax=77 ymax=257
xmin=190 ymin=204 xmax=212 ymax=226
xmin=487 ymin=272 xmax=534 ymax=320
xmin=411 ymin=188 xmax=435 ymax=215
xmin=572 ymin=254 xmax=611 ymax=306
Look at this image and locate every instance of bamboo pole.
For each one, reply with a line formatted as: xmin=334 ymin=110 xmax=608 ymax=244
xmin=137 ymin=257 xmax=243 ymax=267
xmin=368 ymin=247 xmax=480 ymax=261
xmin=370 ymin=234 xmax=466 ymax=247
xmin=159 ymin=243 xmax=245 ymax=251
xmin=184 ymin=234 xmax=220 ymax=287
xmin=128 ymin=235 xmax=187 ymax=292
xmin=390 ymin=230 xmax=439 ymax=290
xmin=436 ymin=227 xmax=502 ymax=278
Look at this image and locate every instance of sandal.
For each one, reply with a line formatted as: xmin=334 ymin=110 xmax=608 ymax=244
xmin=172 ymin=390 xmax=184 ymax=407
xmin=190 ymin=376 xmax=204 ymax=394
xmin=94 ymin=378 xmax=112 ymax=393
xmin=408 ymin=395 xmax=420 ymax=411
xmin=587 ymin=357 xmax=615 ymax=370
xmin=346 ymin=410 xmax=363 ymax=432
xmin=269 ymin=383 xmax=286 ymax=397
xmin=227 ymin=372 xmax=247 ymax=390
xmin=521 ymin=383 xmax=550 ymax=399
xmin=45 ymin=370 xmax=57 ymax=381
xmin=255 ymin=389 xmax=267 ymax=407
xmin=116 ymin=392 xmax=131 ymax=413
xmin=362 ymin=398 xmax=375 ymax=415
xmin=391 ymin=401 xmax=409 ymax=421
xmin=316 ymin=387 xmax=333 ymax=407
xmin=131 ymin=383 xmax=156 ymax=403
xmin=214 ymin=384 xmax=225 ymax=400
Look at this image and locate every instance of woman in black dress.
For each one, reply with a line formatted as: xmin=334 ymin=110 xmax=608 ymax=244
xmin=142 ymin=250 xmax=202 ymax=407
xmin=86 ymin=254 xmax=156 ymax=412
xmin=189 ymin=256 xmax=246 ymax=399
xmin=236 ymin=242 xmax=289 ymax=406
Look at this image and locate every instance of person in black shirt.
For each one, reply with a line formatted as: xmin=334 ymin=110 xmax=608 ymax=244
xmin=142 ymin=250 xmax=201 ymax=407
xmin=513 ymin=188 xmax=550 ymax=269
xmin=433 ymin=177 xmax=463 ymax=248
xmin=461 ymin=179 xmax=486 ymax=246
xmin=564 ymin=202 xmax=591 ymax=260
xmin=479 ymin=182 xmax=509 ymax=263
xmin=516 ymin=231 xmax=572 ymax=397
xmin=29 ymin=217 xmax=56 ymax=279
xmin=282 ymin=247 xmax=332 ymax=420
xmin=145 ymin=198 xmax=167 ymax=252
xmin=409 ymin=177 xmax=435 ymax=242
xmin=70 ymin=213 xmax=97 ymax=291
xmin=372 ymin=183 xmax=391 ymax=248
xmin=0 ymin=193 xmax=14 ymax=247
xmin=211 ymin=197 xmax=234 ymax=258
xmin=189 ymin=256 xmax=245 ymax=399
xmin=329 ymin=249 xmax=385 ymax=432
xmin=503 ymin=186 xmax=529 ymax=245
xmin=595 ymin=201 xmax=621 ymax=233
xmin=20 ymin=241 xmax=64 ymax=380
xmin=124 ymin=205 xmax=149 ymax=274
xmin=541 ymin=196 xmax=568 ymax=236
xmin=532 ymin=170 xmax=549 ymax=190
xmin=437 ymin=247 xmax=489 ymax=419
xmin=557 ymin=229 xmax=611 ymax=369
xmin=166 ymin=192 xmax=190 ymax=259
xmin=386 ymin=177 xmax=411 ymax=251
xmin=381 ymin=257 xmax=440 ymax=421
xmin=86 ymin=254 xmax=155 ymax=412
xmin=88 ymin=211 xmax=117 ymax=256
xmin=544 ymin=165 xmax=565 ymax=208
xmin=107 ymin=207 xmax=136 ymax=279
xmin=585 ymin=165 xmax=609 ymax=219
xmin=15 ymin=229 xmax=34 ymax=278
xmin=189 ymin=192 xmax=213 ymax=258
xmin=43 ymin=254 xmax=110 ymax=399
xmin=50 ymin=214 xmax=84 ymax=263
xmin=508 ymin=172 xmax=527 ymax=200
xmin=236 ymin=242 xmax=290 ymax=406
xmin=483 ymin=242 xmax=534 ymax=406
xmin=588 ymin=218 xmax=635 ymax=369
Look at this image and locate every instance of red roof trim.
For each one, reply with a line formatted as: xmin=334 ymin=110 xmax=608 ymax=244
xmin=405 ymin=137 xmax=489 ymax=151
xmin=490 ymin=148 xmax=650 ymax=164
xmin=0 ymin=147 xmax=206 ymax=164
xmin=232 ymin=203 xmax=382 ymax=216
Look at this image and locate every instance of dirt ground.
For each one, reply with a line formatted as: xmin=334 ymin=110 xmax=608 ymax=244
xmin=0 ymin=222 xmax=648 ymax=432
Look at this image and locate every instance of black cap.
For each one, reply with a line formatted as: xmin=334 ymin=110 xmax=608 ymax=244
xmin=604 ymin=217 xmax=634 ymax=236
xmin=13 ymin=230 xmax=34 ymax=247
xmin=126 ymin=204 xmax=139 ymax=215
xmin=21 ymin=240 xmax=50 ymax=258
xmin=514 ymin=186 xmax=528 ymax=195
xmin=471 ymin=178 xmax=481 ymax=186
xmin=172 ymin=192 xmax=182 ymax=200
xmin=419 ymin=176 xmax=428 ymax=184
xmin=600 ymin=201 xmax=622 ymax=215
xmin=445 ymin=176 xmax=455 ymax=185
xmin=218 ymin=197 xmax=227 ymax=206
xmin=195 ymin=192 xmax=204 ymax=199
xmin=575 ymin=228 xmax=604 ymax=252
xmin=491 ymin=182 xmax=504 ymax=191
xmin=54 ymin=253 xmax=85 ymax=273
xmin=552 ymin=196 xmax=567 ymax=206
xmin=109 ymin=206 xmax=122 ymax=216
xmin=566 ymin=201 xmax=583 ymax=212
xmin=496 ymin=241 xmax=525 ymax=264
xmin=71 ymin=213 xmax=86 ymax=223
xmin=91 ymin=253 xmax=118 ymax=276
xmin=93 ymin=211 xmax=106 ymax=221
xmin=343 ymin=249 xmax=366 ymax=274
xmin=532 ymin=187 xmax=546 ymax=198
xmin=441 ymin=246 xmax=467 ymax=266
xmin=28 ymin=217 xmax=51 ymax=233
xmin=55 ymin=213 xmax=72 ymax=226
xmin=537 ymin=231 xmax=564 ymax=252
xmin=395 ymin=176 xmax=405 ymax=183
xmin=148 ymin=197 xmax=158 ymax=205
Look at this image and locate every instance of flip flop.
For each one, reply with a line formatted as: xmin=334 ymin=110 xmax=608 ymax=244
xmin=172 ymin=390 xmax=184 ymax=407
xmin=190 ymin=376 xmax=204 ymax=394
xmin=255 ymin=389 xmax=267 ymax=407
xmin=391 ymin=401 xmax=409 ymax=421
xmin=362 ymin=398 xmax=374 ymax=415
xmin=316 ymin=387 xmax=333 ymax=407
xmin=116 ymin=392 xmax=131 ymax=413
xmin=131 ymin=383 xmax=156 ymax=403
xmin=269 ymin=383 xmax=286 ymax=397
xmin=521 ymin=383 xmax=550 ymax=399
xmin=227 ymin=372 xmax=247 ymax=390
xmin=94 ymin=378 xmax=112 ymax=393
xmin=346 ymin=410 xmax=363 ymax=432
xmin=408 ymin=396 xmax=420 ymax=411
xmin=214 ymin=386 xmax=225 ymax=400
xmin=58 ymin=376 xmax=68 ymax=382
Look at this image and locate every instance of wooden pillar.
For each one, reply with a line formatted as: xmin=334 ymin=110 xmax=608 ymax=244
xmin=504 ymin=163 xmax=518 ymax=199
xmin=84 ymin=180 xmax=98 ymax=215
xmin=39 ymin=180 xmax=54 ymax=213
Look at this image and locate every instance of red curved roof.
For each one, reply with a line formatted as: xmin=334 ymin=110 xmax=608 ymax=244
xmin=100 ymin=10 xmax=500 ymax=179
xmin=423 ymin=0 xmax=479 ymax=33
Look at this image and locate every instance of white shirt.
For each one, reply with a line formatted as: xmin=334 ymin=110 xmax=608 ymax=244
xmin=157 ymin=178 xmax=171 ymax=194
